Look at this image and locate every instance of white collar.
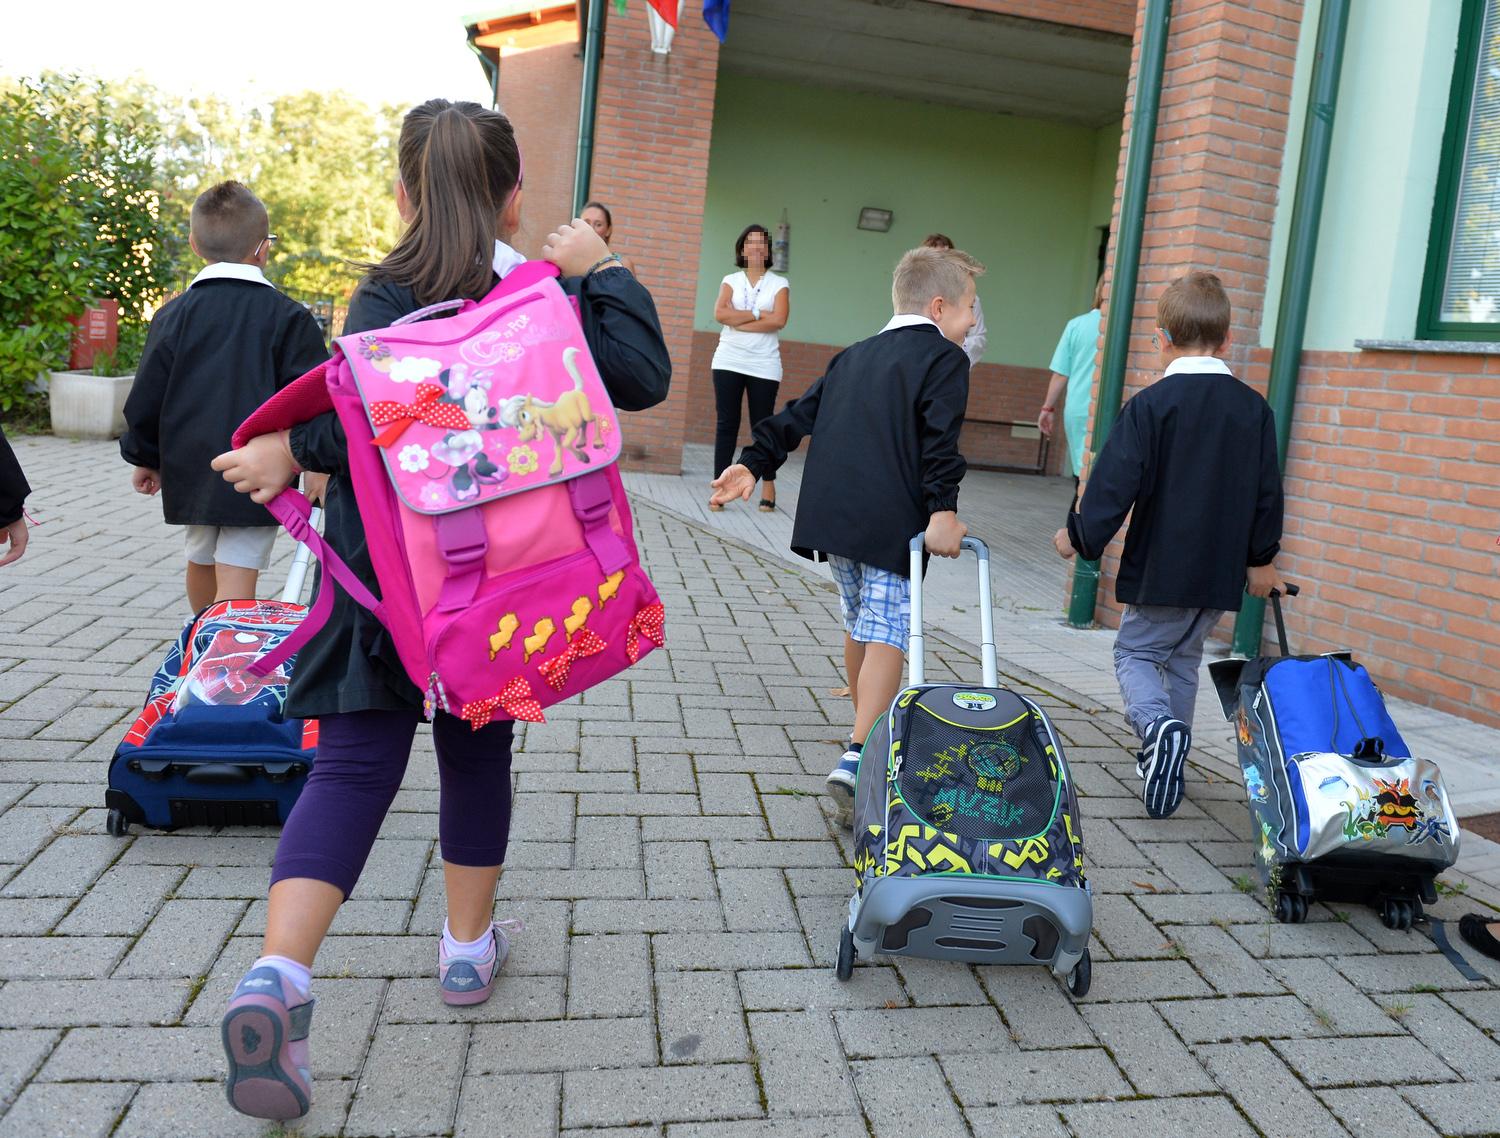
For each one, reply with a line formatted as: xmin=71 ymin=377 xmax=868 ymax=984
xmin=190 ymin=262 xmax=274 ymax=288
xmin=1163 ymin=355 xmax=1233 ymax=377
xmin=493 ymin=239 xmax=526 ymax=278
xmin=881 ymin=313 xmax=939 ymax=334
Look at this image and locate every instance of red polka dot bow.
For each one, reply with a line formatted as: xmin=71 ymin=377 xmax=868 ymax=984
xmin=626 ymin=602 xmax=666 ymax=664
xmin=461 ymin=675 xmax=545 ymax=727
xmin=538 ymin=628 xmax=607 ymax=691
xmin=369 ymin=383 xmax=471 ymax=448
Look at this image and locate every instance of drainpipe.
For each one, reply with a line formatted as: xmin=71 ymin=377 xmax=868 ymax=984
xmin=573 ymin=0 xmax=606 ymax=216
xmin=1066 ymin=0 xmax=1173 ymax=627
xmin=1231 ymin=0 xmax=1350 ymax=656
xmin=465 ymin=28 xmax=501 ymax=110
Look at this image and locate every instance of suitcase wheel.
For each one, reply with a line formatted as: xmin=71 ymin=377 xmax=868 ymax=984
xmin=1274 ymin=891 xmax=1308 ymax=924
xmin=105 ymin=808 xmax=130 ymax=838
xmin=1379 ymin=897 xmax=1419 ymax=932
xmin=835 ymin=925 xmax=856 ymax=982
xmin=1066 ymin=946 xmax=1092 ymax=999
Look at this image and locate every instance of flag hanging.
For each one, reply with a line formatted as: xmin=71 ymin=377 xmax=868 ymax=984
xmin=647 ymin=0 xmax=679 ymax=24
xmin=703 ymin=0 xmax=730 ymax=42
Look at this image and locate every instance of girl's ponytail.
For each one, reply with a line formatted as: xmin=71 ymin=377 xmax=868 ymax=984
xmin=364 ymin=99 xmax=521 ymax=306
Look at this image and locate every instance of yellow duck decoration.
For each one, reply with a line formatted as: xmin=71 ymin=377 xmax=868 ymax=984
xmin=488 ymin=612 xmax=520 ymax=660
xmin=523 ymin=617 xmax=557 ymax=662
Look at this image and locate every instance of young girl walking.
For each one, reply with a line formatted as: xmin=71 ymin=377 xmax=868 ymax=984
xmin=210 ymin=98 xmax=670 ymax=1122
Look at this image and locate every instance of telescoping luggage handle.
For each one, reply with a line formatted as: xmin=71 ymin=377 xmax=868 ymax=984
xmin=1269 ymin=582 xmax=1301 ymax=657
xmin=907 ymin=533 xmax=997 ymax=689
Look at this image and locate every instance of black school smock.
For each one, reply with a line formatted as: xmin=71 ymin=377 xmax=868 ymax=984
xmin=1065 ymin=358 xmax=1283 ymax=612
xmin=0 ymin=424 xmax=30 ymax=527
xmin=737 ymin=319 xmax=969 ymax=577
xmin=120 ymin=265 xmax=329 ymax=527
xmin=283 ymin=259 xmax=671 ymax=719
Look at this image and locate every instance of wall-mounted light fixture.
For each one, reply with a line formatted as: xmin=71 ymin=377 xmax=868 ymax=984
xmin=857 ymin=207 xmax=893 ymax=232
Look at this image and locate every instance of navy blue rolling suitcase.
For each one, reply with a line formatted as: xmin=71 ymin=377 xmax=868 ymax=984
xmin=104 ymin=520 xmax=320 ymax=835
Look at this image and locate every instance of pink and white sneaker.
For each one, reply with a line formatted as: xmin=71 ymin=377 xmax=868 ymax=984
xmin=221 ymin=966 xmax=314 ymax=1120
xmin=438 ymin=918 xmax=523 ymax=1006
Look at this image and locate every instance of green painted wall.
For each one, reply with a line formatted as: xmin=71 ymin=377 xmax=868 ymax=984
xmin=694 ymin=73 xmax=1122 ymax=366
xmin=1263 ymin=0 xmax=1462 ymax=349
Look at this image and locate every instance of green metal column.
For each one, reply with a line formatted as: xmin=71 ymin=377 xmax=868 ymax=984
xmin=573 ymin=0 xmax=607 ymax=217
xmin=1231 ymin=0 xmax=1350 ymax=656
xmin=1067 ymin=0 xmax=1173 ymax=627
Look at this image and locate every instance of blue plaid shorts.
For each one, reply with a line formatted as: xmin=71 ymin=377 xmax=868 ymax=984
xmin=827 ymin=556 xmax=910 ymax=650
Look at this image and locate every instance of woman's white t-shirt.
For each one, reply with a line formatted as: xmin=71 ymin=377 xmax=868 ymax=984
xmin=711 ymin=270 xmax=788 ymax=382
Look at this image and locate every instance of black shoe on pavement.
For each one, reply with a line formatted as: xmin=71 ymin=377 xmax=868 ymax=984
xmin=1137 ymin=716 xmax=1191 ymax=819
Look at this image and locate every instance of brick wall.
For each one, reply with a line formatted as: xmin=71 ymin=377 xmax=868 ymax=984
xmin=498 ymin=44 xmax=582 ymax=260
xmin=587 ymin=10 xmax=720 ymax=473
xmin=930 ymin=0 xmax=1136 ymax=37
xmin=1275 ymin=348 xmax=1500 ymax=726
xmin=685 ymin=331 xmax=1066 ymax=476
xmin=1079 ymin=0 xmax=1302 ymax=627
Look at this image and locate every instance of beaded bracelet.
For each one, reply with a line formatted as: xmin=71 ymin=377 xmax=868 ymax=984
xmin=585 ymin=253 xmax=624 ymax=276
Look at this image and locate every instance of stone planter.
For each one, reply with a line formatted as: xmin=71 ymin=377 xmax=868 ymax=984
xmin=48 ymin=369 xmax=132 ymax=439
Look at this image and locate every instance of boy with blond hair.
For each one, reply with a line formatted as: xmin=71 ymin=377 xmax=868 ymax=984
xmin=712 ymin=244 xmax=981 ymax=825
xmin=1055 ymin=270 xmax=1285 ymax=818
xmin=122 ymin=181 xmax=327 ymax=610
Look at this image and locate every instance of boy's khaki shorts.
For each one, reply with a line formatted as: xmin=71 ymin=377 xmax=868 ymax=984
xmin=184 ymin=525 xmax=277 ymax=571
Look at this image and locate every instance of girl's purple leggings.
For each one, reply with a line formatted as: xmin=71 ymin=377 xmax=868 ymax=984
xmin=272 ymin=708 xmax=515 ymax=898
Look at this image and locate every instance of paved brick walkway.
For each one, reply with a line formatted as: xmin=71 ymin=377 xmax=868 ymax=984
xmin=1 ymin=434 xmax=1498 ymax=1138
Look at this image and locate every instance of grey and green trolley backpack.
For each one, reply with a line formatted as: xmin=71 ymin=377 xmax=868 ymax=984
xmin=837 ymin=535 xmax=1093 ymax=997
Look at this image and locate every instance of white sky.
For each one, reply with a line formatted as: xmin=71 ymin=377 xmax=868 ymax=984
xmin=2 ymin=0 xmax=495 ymax=107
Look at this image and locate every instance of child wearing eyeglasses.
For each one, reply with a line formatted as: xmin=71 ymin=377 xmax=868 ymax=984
xmin=121 ymin=180 xmax=327 ymax=611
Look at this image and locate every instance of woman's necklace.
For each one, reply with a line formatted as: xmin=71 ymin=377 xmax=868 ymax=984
xmin=743 ymin=269 xmax=766 ymax=318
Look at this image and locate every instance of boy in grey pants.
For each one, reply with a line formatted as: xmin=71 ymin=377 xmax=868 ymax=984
xmin=1053 ymin=271 xmax=1285 ymax=818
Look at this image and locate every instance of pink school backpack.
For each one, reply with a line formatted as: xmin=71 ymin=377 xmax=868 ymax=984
xmin=232 ymin=261 xmax=664 ymax=726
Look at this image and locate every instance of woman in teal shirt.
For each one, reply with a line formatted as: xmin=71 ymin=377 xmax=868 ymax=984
xmin=1039 ymin=276 xmax=1106 ymax=487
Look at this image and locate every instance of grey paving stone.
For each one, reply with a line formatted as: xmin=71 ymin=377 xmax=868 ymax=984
xmin=455 ymin=1072 xmax=559 ymax=1138
xmin=1158 ymin=995 xmax=1335 ymax=1044
xmin=172 ymin=865 xmax=270 ymax=899
xmin=580 ymin=793 xmax=703 ymax=816
xmin=1262 ymin=957 xmax=1408 ymax=1035
xmin=656 ymin=971 xmax=750 ymax=1064
xmin=0 ymin=896 xmax=71 ymax=935
xmin=1331 ymin=950 xmax=1494 ymax=992
xmin=1134 ymin=890 xmax=1268 ymax=925
xmin=239 ymin=897 xmax=411 ymax=937
xmin=710 ymin=840 xmax=839 ymax=869
xmin=560 ymin=1064 xmax=760 ymax=1129
xmin=495 ymin=868 xmax=645 ymax=900
xmin=698 ymin=773 xmax=760 ymax=816
xmin=1089 ymin=895 xmax=1175 ymax=959
xmin=664 ymin=1123 xmax=850 ymax=1138
xmin=114 ymin=898 xmax=243 ymax=979
xmin=0 ymin=1081 xmax=133 ymax=1138
xmin=575 ymin=815 xmax=643 ymax=870
xmin=644 ymin=841 xmax=717 ymax=900
xmin=1076 ymin=958 xmax=1214 ymax=1002
xmin=966 ymin=1104 xmax=1070 ymax=1137
xmin=567 ymin=933 xmax=651 ymax=1018
xmin=834 ymin=1006 xmax=1015 ymax=1059
xmin=738 ymin=966 xmax=904 ymax=1012
xmin=1318 ymin=1086 xmax=1441 ymax=1138
xmin=0 ymin=1028 xmax=58 ymax=1108
xmin=1447 ymin=987 xmax=1500 ymax=1033
xmin=1166 ymin=923 xmax=1284 ymax=996
xmin=1229 ymin=917 xmax=1380 ymax=958
xmin=311 ymin=934 xmax=433 ymax=978
xmin=348 ymin=838 xmax=432 ymax=900
xmin=977 ymin=966 xmax=1097 ymax=1048
xmin=747 ymin=1011 xmax=857 ymax=1117
xmin=1392 ymin=992 xmax=1500 ymax=1080
xmin=1082 ymin=1002 xmax=1215 ymax=1096
xmin=1141 ymin=840 xmax=1237 ymax=892
xmin=1271 ymin=1035 xmax=1459 ymax=1088
xmin=118 ymin=834 xmax=277 ymax=867
xmin=888 ymin=956 xmax=990 ymax=1006
xmin=1196 ymin=1040 xmax=1349 ymax=1138
xmin=642 ymin=817 xmax=768 ymax=842
xmin=942 ymin=1048 xmax=1130 ymax=1107
xmin=383 ymin=974 xmax=564 ymax=1024
xmin=760 ymin=793 xmax=832 ymax=840
xmin=467 ymin=1017 xmax=656 ymax=1073
xmin=0 ymin=936 xmax=128 ymax=979
xmin=0 ymin=806 xmax=76 ymax=864
xmin=851 ymin=1056 xmax=965 ymax=1136
xmin=652 ymin=932 xmax=812 ymax=971
xmin=572 ymin=899 xmax=724 ymax=934
xmin=1061 ymin=1094 xmax=1257 ymax=1137
xmin=716 ymin=868 xmax=797 ymax=932
xmin=344 ymin=1022 xmax=467 ymax=1137
xmin=37 ymin=1026 xmax=219 ymax=1081
xmin=1400 ymin=1081 xmax=1500 ymax=1136
xmin=113 ymin=1077 xmax=353 ymax=1138
xmin=1 ymin=835 xmax=121 ymax=898
xmin=0 ymin=978 xmax=190 ymax=1028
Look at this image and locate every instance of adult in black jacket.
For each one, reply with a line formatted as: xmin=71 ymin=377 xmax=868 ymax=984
xmin=0 ymin=424 xmax=30 ymax=567
xmin=1055 ymin=271 xmax=1285 ymax=820
xmin=712 ymin=244 xmax=980 ymax=828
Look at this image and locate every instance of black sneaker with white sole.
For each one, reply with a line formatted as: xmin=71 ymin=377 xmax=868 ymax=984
xmin=1137 ymin=716 xmax=1191 ymax=819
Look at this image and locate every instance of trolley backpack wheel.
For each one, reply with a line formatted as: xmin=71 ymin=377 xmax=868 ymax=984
xmin=836 ymin=924 xmax=856 ymax=982
xmin=1066 ymin=946 xmax=1092 ymax=998
xmin=105 ymin=808 xmax=129 ymax=837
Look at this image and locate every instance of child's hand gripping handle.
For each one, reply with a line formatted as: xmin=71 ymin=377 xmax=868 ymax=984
xmin=907 ymin=534 xmax=998 ymax=689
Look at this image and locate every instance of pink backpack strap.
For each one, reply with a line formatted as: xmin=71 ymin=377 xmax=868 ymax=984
xmin=247 ymin=488 xmax=384 ymax=678
xmin=486 ymin=260 xmax=561 ymax=301
xmin=569 ymin=472 xmax=631 ymax=576
xmin=234 ymin=361 xmax=336 ymax=448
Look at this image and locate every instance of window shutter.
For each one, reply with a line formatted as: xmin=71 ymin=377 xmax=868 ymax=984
xmin=1439 ymin=0 xmax=1500 ymax=324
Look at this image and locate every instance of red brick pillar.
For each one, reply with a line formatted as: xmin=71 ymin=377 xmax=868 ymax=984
xmin=501 ymin=45 xmax=583 ymax=259
xmin=1086 ymin=0 xmax=1303 ymax=626
xmin=588 ymin=9 xmax=720 ymax=473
